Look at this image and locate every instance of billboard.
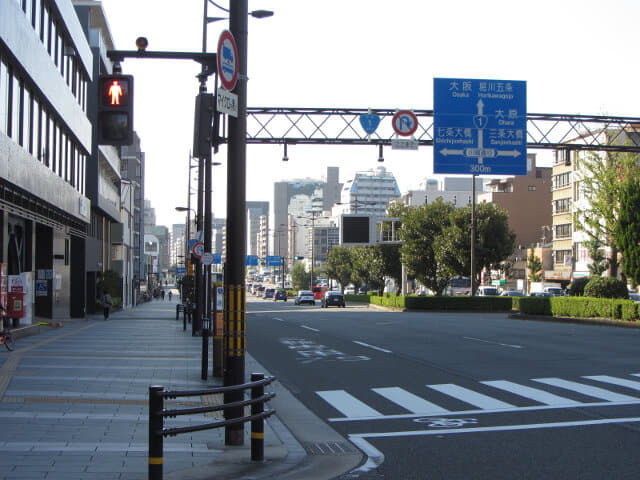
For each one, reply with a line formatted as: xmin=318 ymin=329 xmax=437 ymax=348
xmin=340 ymin=215 xmax=375 ymax=246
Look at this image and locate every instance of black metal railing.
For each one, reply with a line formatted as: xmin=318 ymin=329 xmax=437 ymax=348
xmin=148 ymin=373 xmax=276 ymax=480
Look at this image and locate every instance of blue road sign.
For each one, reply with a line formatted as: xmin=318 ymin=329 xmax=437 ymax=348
xmin=246 ymin=255 xmax=259 ymax=266
xmin=176 ymin=267 xmax=187 ymax=275
xmin=266 ymin=256 xmax=282 ymax=267
xmin=213 ymin=253 xmax=222 ymax=265
xmin=359 ymin=113 xmax=381 ymax=135
xmin=433 ymin=78 xmax=526 ymax=175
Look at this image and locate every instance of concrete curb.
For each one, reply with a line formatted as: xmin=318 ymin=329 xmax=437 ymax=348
xmin=509 ymin=312 xmax=640 ymax=329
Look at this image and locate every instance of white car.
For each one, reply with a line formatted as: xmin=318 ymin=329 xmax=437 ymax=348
xmin=344 ymin=286 xmax=355 ymax=295
xmin=295 ymin=290 xmax=315 ymax=305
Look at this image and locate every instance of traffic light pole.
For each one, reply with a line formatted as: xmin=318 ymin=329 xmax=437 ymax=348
xmin=223 ymin=0 xmax=248 ymax=446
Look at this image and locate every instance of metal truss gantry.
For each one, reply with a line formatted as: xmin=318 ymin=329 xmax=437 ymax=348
xmin=238 ymin=107 xmax=640 ymax=153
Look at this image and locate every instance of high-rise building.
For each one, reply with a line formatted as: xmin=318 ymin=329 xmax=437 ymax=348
xmin=247 ymin=201 xmax=268 ymax=256
xmin=273 ymin=167 xmax=341 ymax=264
xmin=336 ymin=166 xmax=400 ymax=218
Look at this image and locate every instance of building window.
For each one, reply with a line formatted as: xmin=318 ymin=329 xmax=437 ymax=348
xmin=552 ymin=172 xmax=571 ymax=190
xmin=553 ymin=198 xmax=571 ymax=214
xmin=0 ymin=55 xmax=7 ymax=135
xmin=554 ymin=249 xmax=573 ymax=266
xmin=528 ymin=185 xmax=536 ymax=191
xmin=555 ymin=223 xmax=571 ymax=239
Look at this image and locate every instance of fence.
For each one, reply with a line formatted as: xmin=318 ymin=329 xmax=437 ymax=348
xmin=148 ymin=373 xmax=276 ymax=480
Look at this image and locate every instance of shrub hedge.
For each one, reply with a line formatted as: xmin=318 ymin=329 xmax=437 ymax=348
xmin=343 ymin=292 xmax=639 ymax=322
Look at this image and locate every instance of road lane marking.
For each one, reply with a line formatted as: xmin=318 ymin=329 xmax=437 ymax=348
xmin=481 ymin=380 xmax=581 ymax=406
xmin=353 ymin=341 xmax=392 ymax=354
xmin=350 ymin=416 xmax=640 ymax=439
xmin=317 ymin=390 xmax=383 ymax=418
xmin=464 ymin=336 xmax=522 ymax=349
xmin=428 ymin=384 xmax=515 ymax=410
xmin=273 ymin=318 xmax=284 ymax=322
xmin=583 ymin=375 xmax=640 ymax=391
xmin=533 ymin=378 xmax=639 ymax=402
xmin=373 ymin=387 xmax=450 ymax=415
xmin=301 ymin=325 xmax=320 ymax=332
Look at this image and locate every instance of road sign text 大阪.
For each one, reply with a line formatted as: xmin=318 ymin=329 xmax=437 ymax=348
xmin=433 ymin=78 xmax=526 ymax=175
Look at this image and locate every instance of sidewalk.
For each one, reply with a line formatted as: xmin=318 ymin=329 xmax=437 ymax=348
xmin=0 ymin=296 xmax=361 ymax=480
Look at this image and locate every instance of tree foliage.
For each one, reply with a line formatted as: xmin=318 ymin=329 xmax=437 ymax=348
xmin=615 ymin=176 xmax=640 ymax=286
xmin=527 ymin=245 xmax=542 ymax=285
xmin=398 ymin=199 xmax=455 ymax=295
xmin=584 ymin=276 xmax=629 ymax=299
xmin=291 ymin=262 xmax=310 ymax=290
xmin=584 ymin=238 xmax=608 ymax=276
xmin=326 ymin=245 xmax=353 ymax=291
xmin=575 ymin=149 xmax=638 ymax=277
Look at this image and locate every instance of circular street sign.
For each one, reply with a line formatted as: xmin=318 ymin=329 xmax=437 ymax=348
xmin=201 ymin=252 xmax=214 ymax=266
xmin=192 ymin=241 xmax=205 ymax=259
xmin=392 ymin=110 xmax=418 ymax=137
xmin=217 ymin=30 xmax=239 ymax=91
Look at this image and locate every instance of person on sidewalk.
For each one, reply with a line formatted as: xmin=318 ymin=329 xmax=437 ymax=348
xmin=102 ymin=293 xmax=112 ymax=320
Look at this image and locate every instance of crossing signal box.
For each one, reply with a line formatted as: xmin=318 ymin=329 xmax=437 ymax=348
xmin=98 ymin=75 xmax=134 ymax=146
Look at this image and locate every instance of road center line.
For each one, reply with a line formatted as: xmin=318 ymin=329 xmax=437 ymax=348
xmin=301 ymin=325 xmax=320 ymax=332
xmin=353 ymin=341 xmax=392 ymax=354
xmin=464 ymin=336 xmax=522 ymax=349
xmin=273 ymin=318 xmax=284 ymax=322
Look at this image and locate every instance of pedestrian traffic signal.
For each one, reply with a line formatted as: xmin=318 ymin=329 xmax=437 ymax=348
xmin=98 ymin=74 xmax=134 ymax=146
xmin=294 ymin=256 xmax=304 ymax=260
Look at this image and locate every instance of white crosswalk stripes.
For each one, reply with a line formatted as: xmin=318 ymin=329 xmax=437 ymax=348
xmin=316 ymin=390 xmax=383 ymax=418
xmin=583 ymin=375 xmax=640 ymax=391
xmin=428 ymin=384 xmax=515 ymax=410
xmin=316 ymin=373 xmax=640 ymax=421
xmin=372 ymin=387 xmax=450 ymax=415
xmin=481 ymin=380 xmax=581 ymax=406
xmin=532 ymin=378 xmax=639 ymax=402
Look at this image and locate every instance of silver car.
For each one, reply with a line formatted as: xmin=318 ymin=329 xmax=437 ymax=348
xmin=294 ymin=290 xmax=315 ymax=305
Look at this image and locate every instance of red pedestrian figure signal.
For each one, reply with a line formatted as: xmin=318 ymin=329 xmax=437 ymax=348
xmin=108 ymin=80 xmax=123 ymax=105
xmin=98 ymin=74 xmax=134 ymax=145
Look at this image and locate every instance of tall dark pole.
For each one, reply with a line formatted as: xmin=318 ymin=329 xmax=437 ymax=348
xmin=470 ymin=175 xmax=477 ymax=296
xmin=224 ymin=0 xmax=247 ymax=446
xmin=194 ymin=149 xmax=204 ymax=335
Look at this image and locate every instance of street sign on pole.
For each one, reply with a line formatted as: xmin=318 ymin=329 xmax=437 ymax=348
xmin=201 ymin=252 xmax=214 ymax=265
xmin=266 ymin=256 xmax=282 ymax=267
xmin=217 ymin=30 xmax=239 ymax=91
xmin=433 ymin=78 xmax=527 ymax=175
xmin=217 ymin=88 xmax=238 ymax=117
xmin=192 ymin=241 xmax=205 ymax=258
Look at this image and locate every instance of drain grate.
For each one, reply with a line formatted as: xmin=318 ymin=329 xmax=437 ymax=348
xmin=302 ymin=441 xmax=357 ymax=455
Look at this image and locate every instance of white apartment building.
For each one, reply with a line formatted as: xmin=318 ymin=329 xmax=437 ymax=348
xmin=334 ymin=166 xmax=400 ymax=218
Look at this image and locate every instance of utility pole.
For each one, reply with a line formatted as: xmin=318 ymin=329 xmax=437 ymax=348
xmin=224 ymin=0 xmax=248 ymax=446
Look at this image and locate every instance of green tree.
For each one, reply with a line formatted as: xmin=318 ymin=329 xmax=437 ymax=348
xmin=527 ymin=245 xmax=543 ymax=287
xmin=326 ymin=245 xmax=353 ymax=291
xmin=376 ymin=243 xmax=402 ymax=291
xmin=398 ymin=198 xmax=455 ymax=295
xmin=575 ymin=149 xmax=638 ymax=277
xmin=350 ymin=246 xmax=376 ymax=291
xmin=291 ymin=262 xmax=310 ymax=290
xmin=615 ymin=177 xmax=640 ymax=286
xmin=584 ymin=238 xmax=608 ymax=276
xmin=434 ymin=202 xmax=516 ymax=286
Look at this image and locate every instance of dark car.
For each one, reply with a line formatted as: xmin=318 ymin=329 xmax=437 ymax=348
xmin=273 ymin=289 xmax=287 ymax=301
xmin=321 ymin=291 xmax=346 ymax=308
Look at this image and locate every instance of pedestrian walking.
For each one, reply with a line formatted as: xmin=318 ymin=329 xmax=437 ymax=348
xmin=102 ymin=292 xmax=112 ymax=320
xmin=168 ymin=291 xmax=173 ymax=301
xmin=161 ymin=289 xmax=165 ymax=301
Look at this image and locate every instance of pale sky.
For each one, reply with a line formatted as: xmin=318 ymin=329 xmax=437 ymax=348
xmin=100 ymin=0 xmax=640 ymax=229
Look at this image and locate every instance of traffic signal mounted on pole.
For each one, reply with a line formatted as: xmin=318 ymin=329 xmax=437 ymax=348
xmin=98 ymin=75 xmax=134 ymax=146
xmin=193 ymin=92 xmax=215 ymax=158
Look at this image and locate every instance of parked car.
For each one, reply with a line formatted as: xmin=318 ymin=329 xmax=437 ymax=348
xmin=544 ymin=287 xmax=565 ymax=297
xmin=629 ymin=293 xmax=640 ymax=303
xmin=358 ymin=287 xmax=367 ymax=295
xmin=263 ymin=288 xmax=275 ymax=299
xmin=530 ymin=291 xmax=552 ymax=297
xmin=344 ymin=286 xmax=356 ymax=295
xmin=501 ymin=290 xmax=524 ymax=297
xmin=477 ymin=286 xmax=499 ymax=296
xmin=294 ymin=290 xmax=315 ymax=305
xmin=273 ymin=289 xmax=287 ymax=301
xmin=321 ymin=291 xmax=346 ymax=308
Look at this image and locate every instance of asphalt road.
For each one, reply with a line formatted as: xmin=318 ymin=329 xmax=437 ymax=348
xmin=246 ymin=297 xmax=640 ymax=479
